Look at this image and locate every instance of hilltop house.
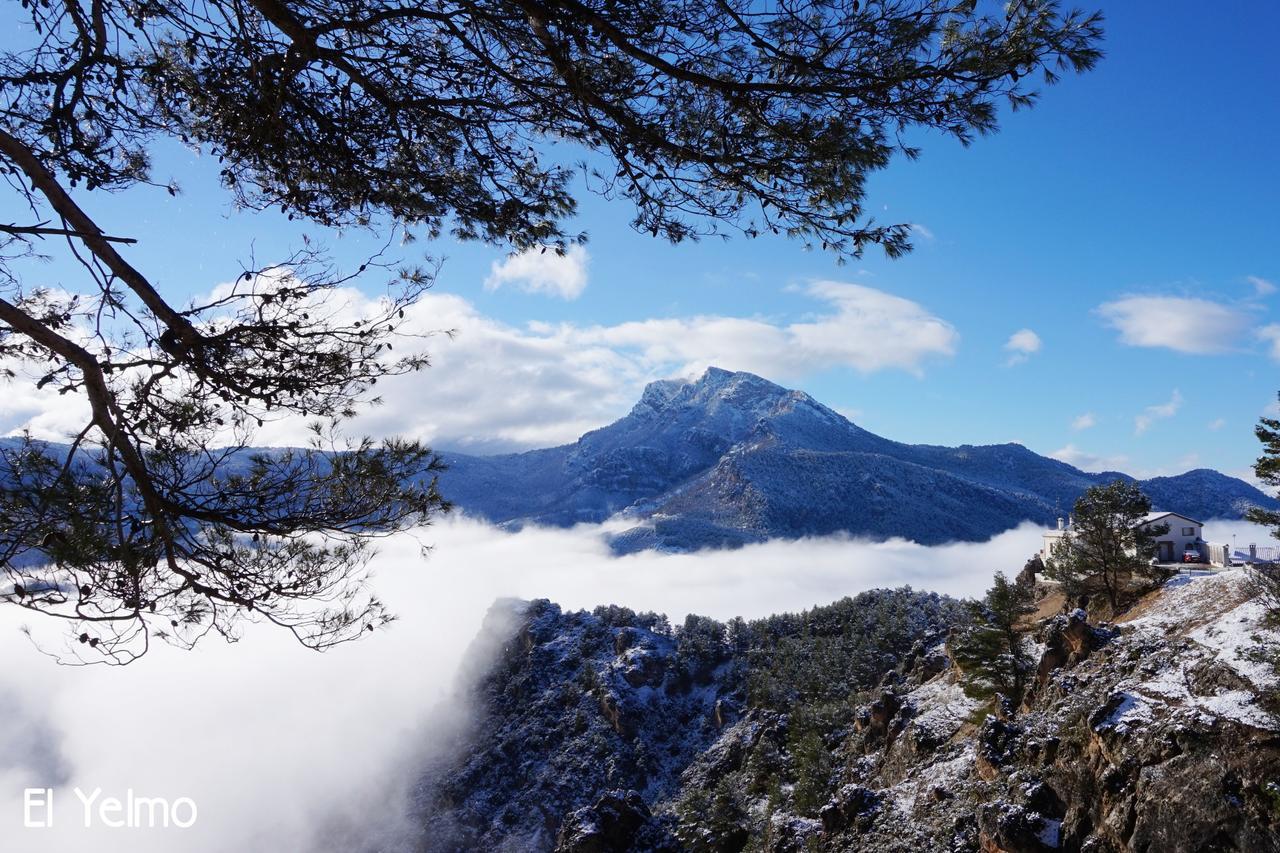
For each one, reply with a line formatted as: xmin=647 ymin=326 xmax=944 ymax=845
xmin=1041 ymin=511 xmax=1214 ymax=565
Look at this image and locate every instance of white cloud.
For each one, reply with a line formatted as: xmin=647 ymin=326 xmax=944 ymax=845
xmin=424 ymin=281 xmax=954 ymax=448
xmin=586 ymin=281 xmax=957 ymax=382
xmin=909 ymin=223 xmax=936 ymax=242
xmin=1049 ymin=443 xmax=1128 ymax=472
xmin=1208 ymin=417 xmax=1226 ymax=431
xmin=761 ymin=280 xmax=958 ymax=375
xmin=0 ymin=289 xmax=108 ymax=439
xmin=404 ymin=281 xmax=951 ymax=449
xmin=1071 ymin=412 xmax=1097 ymax=431
xmin=1005 ymin=328 xmax=1041 ymax=354
xmin=0 ymin=363 xmax=91 ymax=439
xmin=1002 ymin=328 xmax=1041 ymax=366
xmin=1134 ymin=389 xmax=1184 ymax=435
xmin=1097 ymin=295 xmax=1250 ymax=354
xmin=1256 ymin=323 xmax=1280 ymax=360
xmin=4 ymin=278 xmax=956 ymax=453
xmin=309 ymin=290 xmax=645 ymax=452
xmin=1248 ymin=275 xmax=1276 ymax=296
xmin=484 ymin=244 xmax=590 ymax=299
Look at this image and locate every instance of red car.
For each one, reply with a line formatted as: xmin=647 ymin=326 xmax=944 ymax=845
xmin=1182 ymin=546 xmax=1202 ymax=563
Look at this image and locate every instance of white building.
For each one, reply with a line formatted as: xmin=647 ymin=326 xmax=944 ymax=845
xmin=1041 ymin=511 xmax=1207 ymax=565
xmin=1040 ymin=516 xmax=1071 ymax=563
xmin=1137 ymin=512 xmax=1204 ymax=563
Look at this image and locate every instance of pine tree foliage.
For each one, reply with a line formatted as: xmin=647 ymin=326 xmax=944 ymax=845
xmin=741 ymin=589 xmax=963 ymax=712
xmin=1045 ymin=480 xmax=1170 ymax=612
xmin=2 ymin=0 xmax=1103 ymax=257
xmin=1244 ymin=399 xmax=1280 ymax=702
xmin=1246 ymin=400 xmax=1280 ymax=619
xmin=951 ymin=572 xmax=1037 ymax=709
xmin=675 ymin=776 xmax=749 ymax=852
xmin=1247 ymin=400 xmax=1280 ymax=537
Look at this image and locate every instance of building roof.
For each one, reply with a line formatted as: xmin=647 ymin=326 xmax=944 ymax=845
xmin=1046 ymin=511 xmax=1204 ymax=536
xmin=1136 ymin=511 xmax=1203 ymax=527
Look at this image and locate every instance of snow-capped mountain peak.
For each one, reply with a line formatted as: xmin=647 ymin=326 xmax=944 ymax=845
xmin=435 ymin=368 xmax=1278 ymax=551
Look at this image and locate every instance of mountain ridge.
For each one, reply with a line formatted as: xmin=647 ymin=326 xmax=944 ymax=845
xmin=435 ymin=367 xmax=1277 ymax=550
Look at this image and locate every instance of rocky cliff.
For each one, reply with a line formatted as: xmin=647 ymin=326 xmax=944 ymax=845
xmin=409 ymin=572 xmax=1280 ymax=852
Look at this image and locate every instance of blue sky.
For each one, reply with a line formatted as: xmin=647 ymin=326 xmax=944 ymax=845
xmin=4 ymin=2 xmax=1279 ymax=479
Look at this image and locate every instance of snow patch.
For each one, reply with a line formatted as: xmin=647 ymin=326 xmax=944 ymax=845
xmin=1094 ymin=692 xmax=1153 ymax=734
xmin=1126 ymin=570 xmax=1251 ymax=633
xmin=905 ymin=677 xmax=981 ymax=745
xmin=1187 ymin=598 xmax=1279 ymax=689
xmin=1110 ymin=571 xmax=1279 ymax=730
xmin=885 ymin=744 xmax=976 ymax=816
xmin=1037 ymin=816 xmax=1063 ymax=848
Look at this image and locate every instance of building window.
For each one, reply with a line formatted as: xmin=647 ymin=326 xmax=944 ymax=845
xmin=1182 ymin=526 xmax=1194 ymax=536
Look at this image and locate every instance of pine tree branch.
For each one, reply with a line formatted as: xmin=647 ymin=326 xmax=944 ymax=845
xmin=0 ymin=223 xmax=137 ymax=244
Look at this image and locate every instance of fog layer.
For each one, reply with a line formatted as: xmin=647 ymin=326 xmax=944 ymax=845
xmin=0 ymin=517 xmax=1270 ymax=851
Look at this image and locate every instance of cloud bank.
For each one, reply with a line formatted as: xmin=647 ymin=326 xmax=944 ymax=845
xmin=0 ymin=511 xmax=1274 ymax=852
xmin=3 ymin=280 xmax=958 ymax=453
xmin=0 ymin=516 xmax=1047 ymax=852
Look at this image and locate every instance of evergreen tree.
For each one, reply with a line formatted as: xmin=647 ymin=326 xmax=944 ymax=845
xmin=952 ymin=572 xmax=1038 ymax=709
xmin=676 ymin=776 xmax=749 ymax=853
xmin=789 ymin=728 xmax=833 ymax=816
xmin=1246 ymin=399 xmax=1280 ymax=619
xmin=706 ymin=777 xmax=749 ymax=851
xmin=1045 ymin=480 xmax=1170 ymax=612
xmin=1244 ymin=399 xmax=1280 ymax=704
xmin=1247 ymin=397 xmax=1280 ymax=537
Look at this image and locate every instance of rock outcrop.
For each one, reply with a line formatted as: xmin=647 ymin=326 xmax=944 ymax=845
xmin=554 ymin=790 xmax=663 ymax=853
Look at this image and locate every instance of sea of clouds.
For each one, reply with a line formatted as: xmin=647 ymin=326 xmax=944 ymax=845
xmin=0 ymin=516 xmax=1273 ymax=852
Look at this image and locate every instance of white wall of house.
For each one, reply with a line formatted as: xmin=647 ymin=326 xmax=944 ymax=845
xmin=1041 ymin=517 xmax=1069 ymax=562
xmin=1139 ymin=513 xmax=1202 ymax=562
xmin=1041 ymin=528 xmax=1066 ymax=562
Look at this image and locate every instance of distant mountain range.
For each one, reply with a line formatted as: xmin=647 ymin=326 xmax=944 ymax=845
xmin=5 ymin=367 xmax=1271 ymax=554
xmin=436 ymin=367 xmax=1278 ymax=552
